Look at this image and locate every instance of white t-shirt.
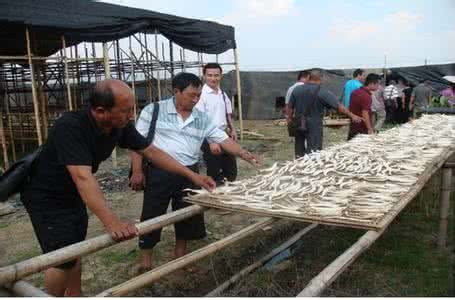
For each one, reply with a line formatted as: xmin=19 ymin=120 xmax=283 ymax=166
xmin=285 ymin=81 xmax=304 ymax=104
xmin=195 ymin=84 xmax=233 ymax=130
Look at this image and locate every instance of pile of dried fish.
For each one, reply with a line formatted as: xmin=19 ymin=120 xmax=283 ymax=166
xmin=186 ymin=115 xmax=455 ymax=227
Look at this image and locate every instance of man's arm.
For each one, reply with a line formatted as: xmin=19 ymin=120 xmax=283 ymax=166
xmin=361 ymin=110 xmax=374 ymax=134
xmin=129 ymin=151 xmax=145 ymax=191
xmin=136 ymin=144 xmax=216 ymax=191
xmin=67 ymin=165 xmax=138 ymax=241
xmin=337 ymin=104 xmax=362 ymax=123
xmin=226 ymin=113 xmax=237 ymax=141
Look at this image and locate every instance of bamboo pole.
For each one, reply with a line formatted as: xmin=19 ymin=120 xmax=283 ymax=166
xmin=0 ymin=111 xmax=9 ymax=169
xmin=97 ymin=218 xmax=276 ymax=297
xmin=25 ymin=27 xmax=43 ymax=145
xmin=129 ymin=36 xmax=137 ymax=121
xmin=103 ymin=42 xmax=117 ymax=168
xmin=4 ymin=280 xmax=50 ymax=297
xmin=297 ymin=229 xmax=384 ymax=297
xmin=154 ymin=30 xmax=161 ymax=100
xmin=233 ymin=48 xmax=244 ymax=141
xmin=62 ymin=36 xmax=74 ymax=111
xmin=207 ymin=223 xmax=318 ymax=297
xmin=438 ymin=166 xmax=452 ymax=250
xmin=0 ymin=205 xmax=207 ymax=285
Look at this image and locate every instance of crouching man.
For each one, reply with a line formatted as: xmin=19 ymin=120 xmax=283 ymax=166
xmin=129 ymin=72 xmax=259 ymax=272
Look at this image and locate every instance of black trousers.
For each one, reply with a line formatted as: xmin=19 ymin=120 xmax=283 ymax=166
xmin=139 ymin=164 xmax=206 ymax=249
xmin=201 ymin=140 xmax=237 ymax=185
xmin=294 ymin=127 xmax=323 ymax=158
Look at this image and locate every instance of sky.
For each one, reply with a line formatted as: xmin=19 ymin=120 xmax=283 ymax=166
xmin=101 ymin=0 xmax=455 ymax=71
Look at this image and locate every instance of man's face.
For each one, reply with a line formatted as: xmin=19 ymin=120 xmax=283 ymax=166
xmin=359 ymin=72 xmax=366 ymax=83
xmin=175 ymin=84 xmax=202 ymax=111
xmin=204 ymin=68 xmax=222 ymax=90
xmin=368 ymin=82 xmax=380 ymax=92
xmin=106 ymin=92 xmax=135 ymax=128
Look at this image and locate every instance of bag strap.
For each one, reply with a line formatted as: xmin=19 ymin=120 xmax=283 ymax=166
xmin=220 ymin=89 xmax=229 ymax=124
xmin=303 ymin=85 xmax=321 ymax=117
xmin=146 ymin=102 xmax=160 ymax=143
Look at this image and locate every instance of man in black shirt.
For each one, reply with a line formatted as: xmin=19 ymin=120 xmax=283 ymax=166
xmin=22 ymin=79 xmax=215 ymax=296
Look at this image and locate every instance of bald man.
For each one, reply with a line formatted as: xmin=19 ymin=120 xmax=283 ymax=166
xmin=21 ymin=79 xmax=216 ymax=296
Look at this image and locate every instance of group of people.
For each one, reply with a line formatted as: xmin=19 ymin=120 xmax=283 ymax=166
xmin=20 ymin=63 xmax=258 ymax=296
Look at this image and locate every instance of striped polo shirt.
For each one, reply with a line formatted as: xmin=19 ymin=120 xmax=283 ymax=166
xmin=136 ymin=97 xmax=229 ymax=166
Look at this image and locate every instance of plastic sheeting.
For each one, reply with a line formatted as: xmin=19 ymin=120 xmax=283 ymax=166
xmin=0 ymin=0 xmax=236 ymax=57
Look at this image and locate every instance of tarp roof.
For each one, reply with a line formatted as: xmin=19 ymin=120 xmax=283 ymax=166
xmin=0 ymin=0 xmax=236 ymax=57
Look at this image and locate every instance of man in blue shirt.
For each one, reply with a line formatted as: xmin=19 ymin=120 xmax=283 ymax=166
xmin=342 ymin=69 xmax=365 ymax=107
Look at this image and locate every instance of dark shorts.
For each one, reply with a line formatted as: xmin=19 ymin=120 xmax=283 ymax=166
xmin=139 ymin=164 xmax=206 ymax=249
xmin=21 ymin=190 xmax=88 ymax=269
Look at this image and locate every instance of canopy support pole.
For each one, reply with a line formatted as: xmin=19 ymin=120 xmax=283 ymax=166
xmin=103 ymin=42 xmax=117 ymax=168
xmin=154 ymin=30 xmax=162 ymax=100
xmin=233 ymin=48 xmax=244 ymax=140
xmin=62 ymin=36 xmax=74 ymax=111
xmin=25 ymin=27 xmax=43 ymax=146
xmin=438 ymin=164 xmax=452 ymax=250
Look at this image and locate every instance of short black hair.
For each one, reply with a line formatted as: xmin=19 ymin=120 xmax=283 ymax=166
xmin=297 ymin=70 xmax=310 ymax=81
xmin=364 ymin=73 xmax=381 ymax=86
xmin=203 ymin=63 xmax=222 ymax=75
xmin=88 ymin=85 xmax=115 ymax=110
xmin=353 ymin=69 xmax=364 ymax=78
xmin=172 ymin=72 xmax=203 ymax=92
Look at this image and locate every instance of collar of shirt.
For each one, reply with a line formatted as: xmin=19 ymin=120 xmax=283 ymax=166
xmin=202 ymin=83 xmax=222 ymax=95
xmin=360 ymin=86 xmax=372 ymax=95
xmin=166 ymin=97 xmax=200 ymax=129
xmin=86 ymin=108 xmax=120 ymax=138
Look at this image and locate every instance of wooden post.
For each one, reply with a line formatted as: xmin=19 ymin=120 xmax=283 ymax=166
xmin=438 ymin=166 xmax=452 ymax=250
xmin=297 ymin=229 xmax=384 ymax=297
xmin=233 ymin=48 xmax=244 ymax=140
xmin=154 ymin=30 xmax=161 ymax=101
xmin=207 ymin=224 xmax=318 ymax=296
xmin=0 ymin=205 xmax=207 ymax=285
xmin=129 ymin=36 xmax=137 ymax=121
xmin=0 ymin=111 xmax=9 ymax=169
xmin=169 ymin=40 xmax=174 ymax=79
xmin=62 ymin=36 xmax=74 ymax=111
xmin=25 ymin=27 xmax=43 ymax=145
xmin=103 ymin=42 xmax=117 ymax=168
xmin=97 ymin=218 xmax=276 ymax=297
xmin=5 ymin=280 xmax=49 ymax=297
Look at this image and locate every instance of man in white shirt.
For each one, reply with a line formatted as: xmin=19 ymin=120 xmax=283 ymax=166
xmin=195 ymin=63 xmax=238 ymax=185
xmin=130 ymin=72 xmax=258 ymax=272
xmin=285 ymin=70 xmax=310 ymax=117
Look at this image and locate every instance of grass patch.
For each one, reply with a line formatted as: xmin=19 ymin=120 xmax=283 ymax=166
xmin=100 ymin=248 xmax=138 ymax=265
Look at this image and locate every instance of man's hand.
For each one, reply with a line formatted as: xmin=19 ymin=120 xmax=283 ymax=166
xmin=239 ymin=149 xmax=260 ymax=168
xmin=190 ymin=173 xmax=216 ymax=192
xmin=105 ymin=218 xmax=138 ymax=242
xmin=230 ymin=129 xmax=238 ymax=142
xmin=129 ymin=170 xmax=145 ymax=191
xmin=209 ymin=143 xmax=222 ymax=155
xmin=350 ymin=114 xmax=363 ymax=123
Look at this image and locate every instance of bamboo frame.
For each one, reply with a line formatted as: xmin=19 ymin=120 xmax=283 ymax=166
xmin=0 ymin=111 xmax=9 ymax=169
xmin=234 ymin=48 xmax=244 ymax=140
xmin=25 ymin=27 xmax=43 ymax=145
xmin=0 ymin=205 xmax=207 ymax=285
xmin=4 ymin=280 xmax=50 ymax=297
xmin=97 ymin=218 xmax=276 ymax=297
xmin=297 ymin=229 xmax=384 ymax=297
xmin=206 ymin=223 xmax=318 ymax=296
xmin=438 ymin=165 xmax=452 ymax=250
xmin=62 ymin=36 xmax=74 ymax=111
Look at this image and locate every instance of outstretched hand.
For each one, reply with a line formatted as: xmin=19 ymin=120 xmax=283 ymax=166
xmin=191 ymin=173 xmax=216 ymax=192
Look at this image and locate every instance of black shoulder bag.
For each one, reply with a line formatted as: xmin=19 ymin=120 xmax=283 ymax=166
xmin=129 ymin=102 xmax=159 ymax=180
xmin=0 ymin=146 xmax=42 ymax=202
xmin=288 ymin=85 xmax=321 ymax=136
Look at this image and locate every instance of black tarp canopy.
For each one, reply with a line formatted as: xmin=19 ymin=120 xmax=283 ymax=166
xmin=0 ymin=0 xmax=236 ymax=57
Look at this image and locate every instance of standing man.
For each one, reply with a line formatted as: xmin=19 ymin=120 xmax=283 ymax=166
xmin=21 ymin=80 xmax=215 ymax=296
xmin=287 ymin=69 xmax=362 ymax=157
xmin=410 ymin=79 xmax=432 ymax=118
xmin=348 ymin=73 xmax=381 ymax=139
xmin=371 ymin=76 xmax=386 ymax=131
xmin=383 ymin=79 xmax=400 ymax=123
xmin=196 ymin=63 xmax=238 ymax=185
xmin=285 ymin=70 xmax=310 ymax=116
xmin=130 ymin=72 xmax=258 ymax=272
xmin=342 ymin=69 xmax=365 ymax=108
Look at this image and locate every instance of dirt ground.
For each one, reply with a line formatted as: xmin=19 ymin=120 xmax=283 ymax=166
xmin=0 ymin=120 xmax=453 ymax=296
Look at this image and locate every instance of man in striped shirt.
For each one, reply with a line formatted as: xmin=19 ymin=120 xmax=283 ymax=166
xmin=130 ymin=72 xmax=258 ymax=272
xmin=383 ymin=80 xmax=399 ymax=123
